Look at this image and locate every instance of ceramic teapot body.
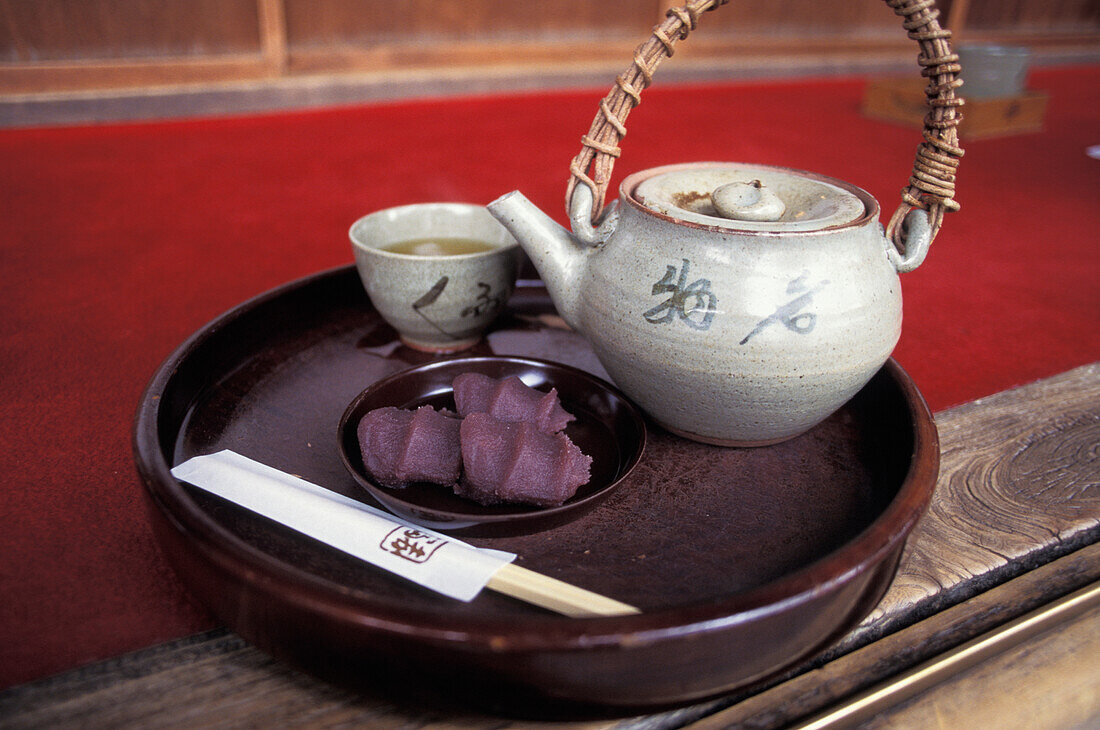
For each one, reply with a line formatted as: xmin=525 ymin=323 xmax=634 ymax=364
xmin=486 ymin=0 xmax=961 ymax=445
xmin=489 ymin=163 xmax=906 ymax=445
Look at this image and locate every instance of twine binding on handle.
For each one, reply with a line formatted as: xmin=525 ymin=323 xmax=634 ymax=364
xmin=566 ymin=0 xmax=963 ymax=257
xmin=885 ymin=0 xmax=964 ymax=255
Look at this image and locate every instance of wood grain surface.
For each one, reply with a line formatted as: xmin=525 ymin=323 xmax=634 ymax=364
xmin=2 ymin=363 xmax=1096 ymax=729
xmin=860 ymin=361 xmax=1099 ymax=642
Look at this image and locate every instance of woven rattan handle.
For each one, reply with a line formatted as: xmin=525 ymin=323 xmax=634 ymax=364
xmin=566 ymin=0 xmax=963 ymax=259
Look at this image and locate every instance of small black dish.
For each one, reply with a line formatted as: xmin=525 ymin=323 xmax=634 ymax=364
xmin=338 ymin=356 xmax=647 ymax=536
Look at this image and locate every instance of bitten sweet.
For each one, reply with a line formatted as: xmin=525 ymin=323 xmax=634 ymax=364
xmin=456 ymin=412 xmax=592 ymax=507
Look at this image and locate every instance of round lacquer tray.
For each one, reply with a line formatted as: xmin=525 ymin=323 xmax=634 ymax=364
xmin=133 ymin=265 xmax=938 ymax=712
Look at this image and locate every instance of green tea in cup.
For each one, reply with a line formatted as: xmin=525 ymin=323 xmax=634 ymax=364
xmin=383 ymin=238 xmax=497 ymax=257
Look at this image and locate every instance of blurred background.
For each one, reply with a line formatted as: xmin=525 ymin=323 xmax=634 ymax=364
xmin=1 ymin=0 xmax=1098 ymax=126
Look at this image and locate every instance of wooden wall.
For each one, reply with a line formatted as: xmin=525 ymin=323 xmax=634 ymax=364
xmin=0 ymin=0 xmax=1096 ymax=95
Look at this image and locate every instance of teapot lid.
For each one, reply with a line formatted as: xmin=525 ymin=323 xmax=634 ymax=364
xmin=630 ymin=163 xmax=867 ymax=232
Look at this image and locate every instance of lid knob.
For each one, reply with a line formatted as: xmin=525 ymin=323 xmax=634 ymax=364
xmin=712 ymin=180 xmax=785 ymax=222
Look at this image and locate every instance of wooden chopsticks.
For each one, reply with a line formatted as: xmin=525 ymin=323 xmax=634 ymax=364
xmin=487 ymin=563 xmax=640 ymax=617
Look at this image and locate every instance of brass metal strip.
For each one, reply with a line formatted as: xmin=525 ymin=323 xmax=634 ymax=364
xmin=791 ymin=581 xmax=1100 ymax=729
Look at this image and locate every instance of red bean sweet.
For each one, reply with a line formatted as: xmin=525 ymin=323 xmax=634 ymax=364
xmin=452 ymin=373 xmax=574 ymax=433
xmin=457 ymin=412 xmax=592 ymax=507
xmin=357 ymin=406 xmax=462 ymax=488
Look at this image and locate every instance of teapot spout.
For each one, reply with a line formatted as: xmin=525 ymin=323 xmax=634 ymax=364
xmin=488 ymin=191 xmax=590 ymax=332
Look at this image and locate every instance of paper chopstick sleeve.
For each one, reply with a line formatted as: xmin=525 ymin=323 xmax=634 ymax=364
xmin=170 ymin=450 xmax=515 ymax=601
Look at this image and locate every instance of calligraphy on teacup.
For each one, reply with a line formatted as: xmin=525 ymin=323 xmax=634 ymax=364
xmin=411 ymin=277 xmax=504 ymax=340
xmin=739 ymin=270 xmax=829 ymax=345
xmin=460 ymin=282 xmax=503 ymax=318
xmin=643 ymin=258 xmax=719 ymax=331
xmin=380 ymin=527 xmax=448 ymax=564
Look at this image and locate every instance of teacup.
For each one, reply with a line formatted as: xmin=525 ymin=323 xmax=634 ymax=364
xmin=350 ymin=203 xmax=520 ymax=352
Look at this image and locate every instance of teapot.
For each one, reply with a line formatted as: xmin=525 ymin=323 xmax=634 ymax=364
xmin=488 ymin=0 xmax=963 ymax=445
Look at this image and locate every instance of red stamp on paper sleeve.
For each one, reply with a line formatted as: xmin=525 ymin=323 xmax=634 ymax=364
xmin=380 ymin=527 xmax=448 ymax=564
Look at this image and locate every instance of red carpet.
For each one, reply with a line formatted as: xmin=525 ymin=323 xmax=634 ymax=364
xmin=1 ymin=66 xmax=1098 ymax=688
